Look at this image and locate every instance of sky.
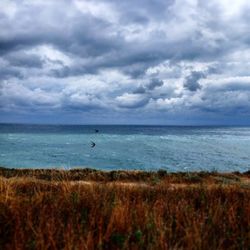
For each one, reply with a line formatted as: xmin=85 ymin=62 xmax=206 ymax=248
xmin=0 ymin=0 xmax=250 ymax=125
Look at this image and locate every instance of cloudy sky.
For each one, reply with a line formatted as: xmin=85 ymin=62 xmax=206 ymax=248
xmin=1 ymin=0 xmax=250 ymax=125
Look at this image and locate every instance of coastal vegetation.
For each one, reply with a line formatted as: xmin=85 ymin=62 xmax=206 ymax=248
xmin=0 ymin=167 xmax=249 ymax=249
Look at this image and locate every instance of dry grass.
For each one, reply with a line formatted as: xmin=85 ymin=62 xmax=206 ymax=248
xmin=0 ymin=167 xmax=249 ymax=249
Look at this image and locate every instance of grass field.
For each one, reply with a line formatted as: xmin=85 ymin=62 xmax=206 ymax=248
xmin=0 ymin=167 xmax=249 ymax=249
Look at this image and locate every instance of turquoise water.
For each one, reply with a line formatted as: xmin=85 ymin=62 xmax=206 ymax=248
xmin=0 ymin=124 xmax=250 ymax=172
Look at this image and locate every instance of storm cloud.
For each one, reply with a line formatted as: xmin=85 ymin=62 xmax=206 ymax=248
xmin=1 ymin=0 xmax=250 ymax=124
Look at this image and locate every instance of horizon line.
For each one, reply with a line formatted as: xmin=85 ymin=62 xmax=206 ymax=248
xmin=0 ymin=122 xmax=250 ymax=127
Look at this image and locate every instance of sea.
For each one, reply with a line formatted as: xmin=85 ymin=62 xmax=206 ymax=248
xmin=0 ymin=124 xmax=250 ymax=172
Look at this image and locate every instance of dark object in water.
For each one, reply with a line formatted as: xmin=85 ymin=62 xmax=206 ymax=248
xmin=95 ymin=129 xmax=99 ymax=133
xmin=91 ymin=141 xmax=96 ymax=148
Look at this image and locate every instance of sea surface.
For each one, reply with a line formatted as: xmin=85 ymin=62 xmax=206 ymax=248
xmin=0 ymin=124 xmax=250 ymax=172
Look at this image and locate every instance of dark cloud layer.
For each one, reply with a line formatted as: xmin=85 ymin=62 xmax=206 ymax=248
xmin=0 ymin=0 xmax=250 ymax=124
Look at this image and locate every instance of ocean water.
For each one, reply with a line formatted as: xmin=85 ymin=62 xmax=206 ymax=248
xmin=0 ymin=124 xmax=250 ymax=172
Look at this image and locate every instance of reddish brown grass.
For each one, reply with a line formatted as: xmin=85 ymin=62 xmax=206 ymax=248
xmin=0 ymin=168 xmax=249 ymax=249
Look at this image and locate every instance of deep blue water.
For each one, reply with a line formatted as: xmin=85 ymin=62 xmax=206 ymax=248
xmin=0 ymin=124 xmax=250 ymax=172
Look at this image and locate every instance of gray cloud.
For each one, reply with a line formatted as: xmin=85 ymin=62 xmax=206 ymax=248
xmin=133 ymin=78 xmax=164 ymax=94
xmin=183 ymin=71 xmax=205 ymax=91
xmin=5 ymin=52 xmax=44 ymax=68
xmin=147 ymin=78 xmax=164 ymax=90
xmin=0 ymin=67 xmax=23 ymax=80
xmin=133 ymin=86 xmax=146 ymax=94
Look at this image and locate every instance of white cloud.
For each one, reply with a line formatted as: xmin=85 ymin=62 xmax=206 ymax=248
xmin=74 ymin=0 xmax=119 ymax=23
xmin=116 ymin=93 xmax=149 ymax=108
xmin=0 ymin=0 xmax=17 ymax=19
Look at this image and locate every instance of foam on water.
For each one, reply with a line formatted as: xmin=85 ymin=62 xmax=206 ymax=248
xmin=0 ymin=124 xmax=250 ymax=172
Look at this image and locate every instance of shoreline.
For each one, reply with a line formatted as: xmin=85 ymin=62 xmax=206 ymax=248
xmin=1 ymin=166 xmax=249 ymax=183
